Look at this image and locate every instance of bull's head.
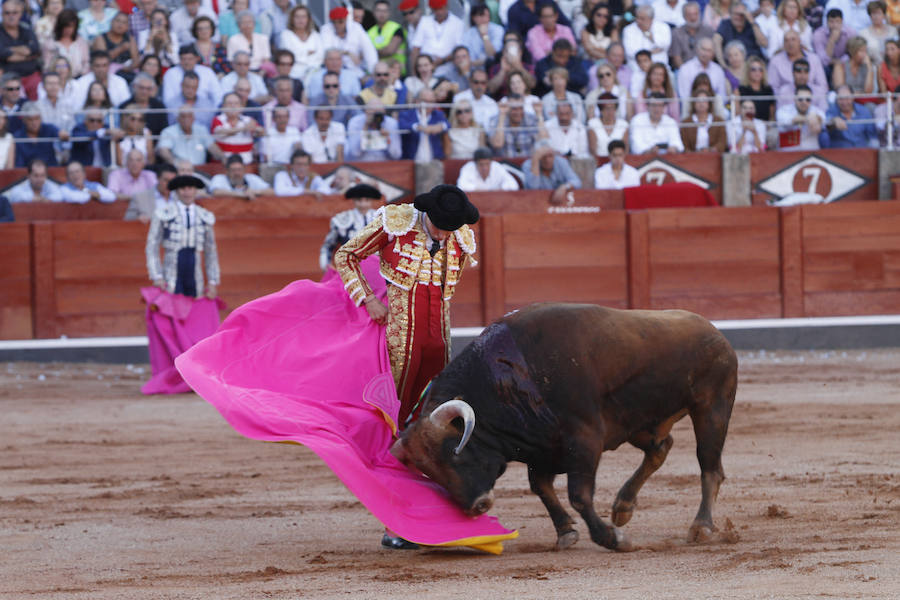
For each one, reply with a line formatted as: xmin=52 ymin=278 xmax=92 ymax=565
xmin=391 ymin=398 xmax=506 ymax=516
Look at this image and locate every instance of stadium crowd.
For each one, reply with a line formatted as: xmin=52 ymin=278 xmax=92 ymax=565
xmin=0 ymin=0 xmax=898 ymax=201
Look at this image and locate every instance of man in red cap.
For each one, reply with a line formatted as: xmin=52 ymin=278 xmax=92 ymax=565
xmin=409 ymin=0 xmax=464 ymax=69
xmin=398 ymin=0 xmax=423 ymax=53
xmin=320 ymin=3 xmax=378 ymax=79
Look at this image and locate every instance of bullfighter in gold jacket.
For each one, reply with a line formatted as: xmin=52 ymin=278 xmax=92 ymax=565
xmin=334 ymin=184 xmax=479 ymax=429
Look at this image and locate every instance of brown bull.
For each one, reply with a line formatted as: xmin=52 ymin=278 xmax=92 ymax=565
xmin=391 ymin=303 xmax=738 ymax=551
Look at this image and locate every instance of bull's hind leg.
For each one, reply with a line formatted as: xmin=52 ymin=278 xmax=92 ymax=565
xmin=528 ymin=467 xmax=579 ymax=550
xmin=687 ymin=389 xmax=735 ymax=542
xmin=611 ymin=425 xmax=677 ymax=527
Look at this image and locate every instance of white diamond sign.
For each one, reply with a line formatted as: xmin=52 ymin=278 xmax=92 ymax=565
xmin=320 ymin=165 xmax=411 ymax=202
xmin=755 ymin=155 xmax=868 ymax=203
xmin=634 ymin=158 xmax=714 ymax=189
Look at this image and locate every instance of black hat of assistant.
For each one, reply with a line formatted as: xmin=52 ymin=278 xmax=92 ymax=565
xmin=168 ymin=175 xmax=206 ymax=191
xmin=345 ymin=183 xmax=382 ymax=200
xmin=413 ymin=184 xmax=479 ymax=232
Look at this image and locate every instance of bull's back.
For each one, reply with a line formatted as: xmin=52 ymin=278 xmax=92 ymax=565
xmin=498 ymin=304 xmax=736 ymax=436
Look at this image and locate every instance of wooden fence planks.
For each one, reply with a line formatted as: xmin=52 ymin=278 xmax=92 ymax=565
xmin=0 ymin=224 xmax=33 ymax=339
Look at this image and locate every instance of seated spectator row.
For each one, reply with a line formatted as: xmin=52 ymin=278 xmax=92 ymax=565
xmin=0 ymin=0 xmax=896 ymax=178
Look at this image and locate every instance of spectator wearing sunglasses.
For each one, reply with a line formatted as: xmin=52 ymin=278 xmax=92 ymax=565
xmin=444 ymin=99 xmax=485 ymax=159
xmin=453 ymin=68 xmax=498 ymax=129
xmin=70 ymin=107 xmax=119 ymax=167
xmin=359 ymin=60 xmax=398 ymax=109
xmin=307 ymin=69 xmax=362 ymax=127
xmin=775 ymin=84 xmax=825 ymax=150
xmin=0 ymin=73 xmax=27 ymax=131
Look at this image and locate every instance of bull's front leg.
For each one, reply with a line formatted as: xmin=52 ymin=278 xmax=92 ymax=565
xmin=567 ymin=469 xmax=635 ymax=552
xmin=527 ymin=466 xmax=579 ymax=550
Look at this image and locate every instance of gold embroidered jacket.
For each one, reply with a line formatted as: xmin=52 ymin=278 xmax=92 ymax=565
xmin=334 ymin=203 xmax=477 ymax=306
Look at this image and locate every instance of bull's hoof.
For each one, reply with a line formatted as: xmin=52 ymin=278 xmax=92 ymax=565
xmin=611 ymin=500 xmax=635 ymax=527
xmin=612 ymin=527 xmax=635 ymax=552
xmin=555 ymin=529 xmax=579 ymax=551
xmin=687 ymin=523 xmax=715 ymax=543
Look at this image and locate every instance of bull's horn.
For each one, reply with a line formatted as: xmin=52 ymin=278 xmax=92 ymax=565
xmin=429 ymin=398 xmax=475 ymax=455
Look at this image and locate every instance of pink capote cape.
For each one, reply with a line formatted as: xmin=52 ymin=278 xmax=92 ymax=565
xmin=141 ymin=287 xmax=225 ymax=395
xmin=175 ymin=256 xmax=517 ymax=554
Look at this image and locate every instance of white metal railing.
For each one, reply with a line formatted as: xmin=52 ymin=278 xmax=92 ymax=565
xmin=10 ymin=92 xmax=895 ymax=150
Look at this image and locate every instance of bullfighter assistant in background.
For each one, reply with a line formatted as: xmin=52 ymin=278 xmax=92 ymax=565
xmin=319 ymin=183 xmax=381 ymax=272
xmin=142 ymin=175 xmax=224 ymax=395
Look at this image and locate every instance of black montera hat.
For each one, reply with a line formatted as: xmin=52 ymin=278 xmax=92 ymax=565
xmin=413 ymin=184 xmax=479 ymax=232
xmin=168 ymin=175 xmax=206 ymax=191
xmin=345 ymin=183 xmax=382 ymax=200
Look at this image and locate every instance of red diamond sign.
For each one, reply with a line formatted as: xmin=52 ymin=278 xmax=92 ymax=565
xmin=755 ymin=154 xmax=869 ymax=203
xmin=634 ymin=158 xmax=715 ymax=189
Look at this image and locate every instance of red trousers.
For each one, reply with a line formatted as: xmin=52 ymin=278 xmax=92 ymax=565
xmin=396 ymin=283 xmax=447 ymax=429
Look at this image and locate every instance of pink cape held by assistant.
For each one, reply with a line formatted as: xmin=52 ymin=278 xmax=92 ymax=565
xmin=174 ymin=256 xmax=517 ymax=554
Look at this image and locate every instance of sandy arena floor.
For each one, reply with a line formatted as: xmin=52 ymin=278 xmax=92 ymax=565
xmin=1 ymin=349 xmax=899 ymax=599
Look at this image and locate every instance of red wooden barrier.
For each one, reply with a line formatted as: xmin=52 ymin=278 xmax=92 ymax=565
xmin=637 ymin=206 xmax=783 ymax=320
xmin=468 ymin=189 xmax=624 ymax=213
xmin=13 ymin=201 xmax=128 ymax=222
xmin=799 ymin=202 xmax=900 ymax=316
xmin=0 ymin=224 xmax=33 ymax=339
xmin=750 ymin=149 xmax=879 ymax=205
xmin=6 ymin=202 xmax=900 ymax=340
xmin=485 ymin=211 xmax=629 ymax=324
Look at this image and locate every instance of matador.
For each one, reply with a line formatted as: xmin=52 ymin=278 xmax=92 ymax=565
xmin=334 ymin=184 xmax=480 ymax=428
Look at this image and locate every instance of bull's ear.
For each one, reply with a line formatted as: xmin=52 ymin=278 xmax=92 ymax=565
xmin=389 ymin=439 xmax=408 ymax=463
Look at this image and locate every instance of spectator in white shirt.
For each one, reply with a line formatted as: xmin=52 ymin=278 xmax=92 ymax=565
xmin=755 ymin=0 xmax=780 ymax=59
xmin=587 ymin=91 xmax=630 ymax=157
xmin=226 ymin=11 xmax=274 ymax=74
xmin=775 ymin=84 xmax=825 ymax=150
xmin=73 ymin=50 xmax=131 ymax=109
xmin=728 ymin=98 xmax=767 ymax=153
xmin=273 ymin=149 xmax=330 ymax=197
xmin=210 ymin=154 xmax=273 ymax=201
xmin=410 ymin=0 xmax=466 ymax=69
xmin=161 ymin=43 xmax=223 ymax=108
xmin=7 ymin=159 xmax=64 ymax=203
xmin=453 ymin=68 xmax=499 ymax=129
xmin=594 ymin=139 xmax=641 ymax=189
xmin=219 ymin=51 xmax=271 ymax=105
xmin=299 ymin=108 xmax=347 ymax=163
xmin=456 ymin=146 xmax=520 ymax=191
xmin=629 ymin=92 xmax=686 ymax=154
xmin=60 ymin=161 xmax=116 ymax=203
xmin=622 ymin=5 xmax=672 ymax=70
xmin=544 ymin=101 xmax=590 ymax=158
xmin=653 ymin=0 xmax=687 ymax=27
xmin=262 ymin=106 xmax=303 ymax=164
xmin=319 ymin=5 xmax=378 ymax=78
xmin=823 ymin=0 xmax=872 ymax=34
xmin=170 ymin=0 xmax=216 ymax=44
